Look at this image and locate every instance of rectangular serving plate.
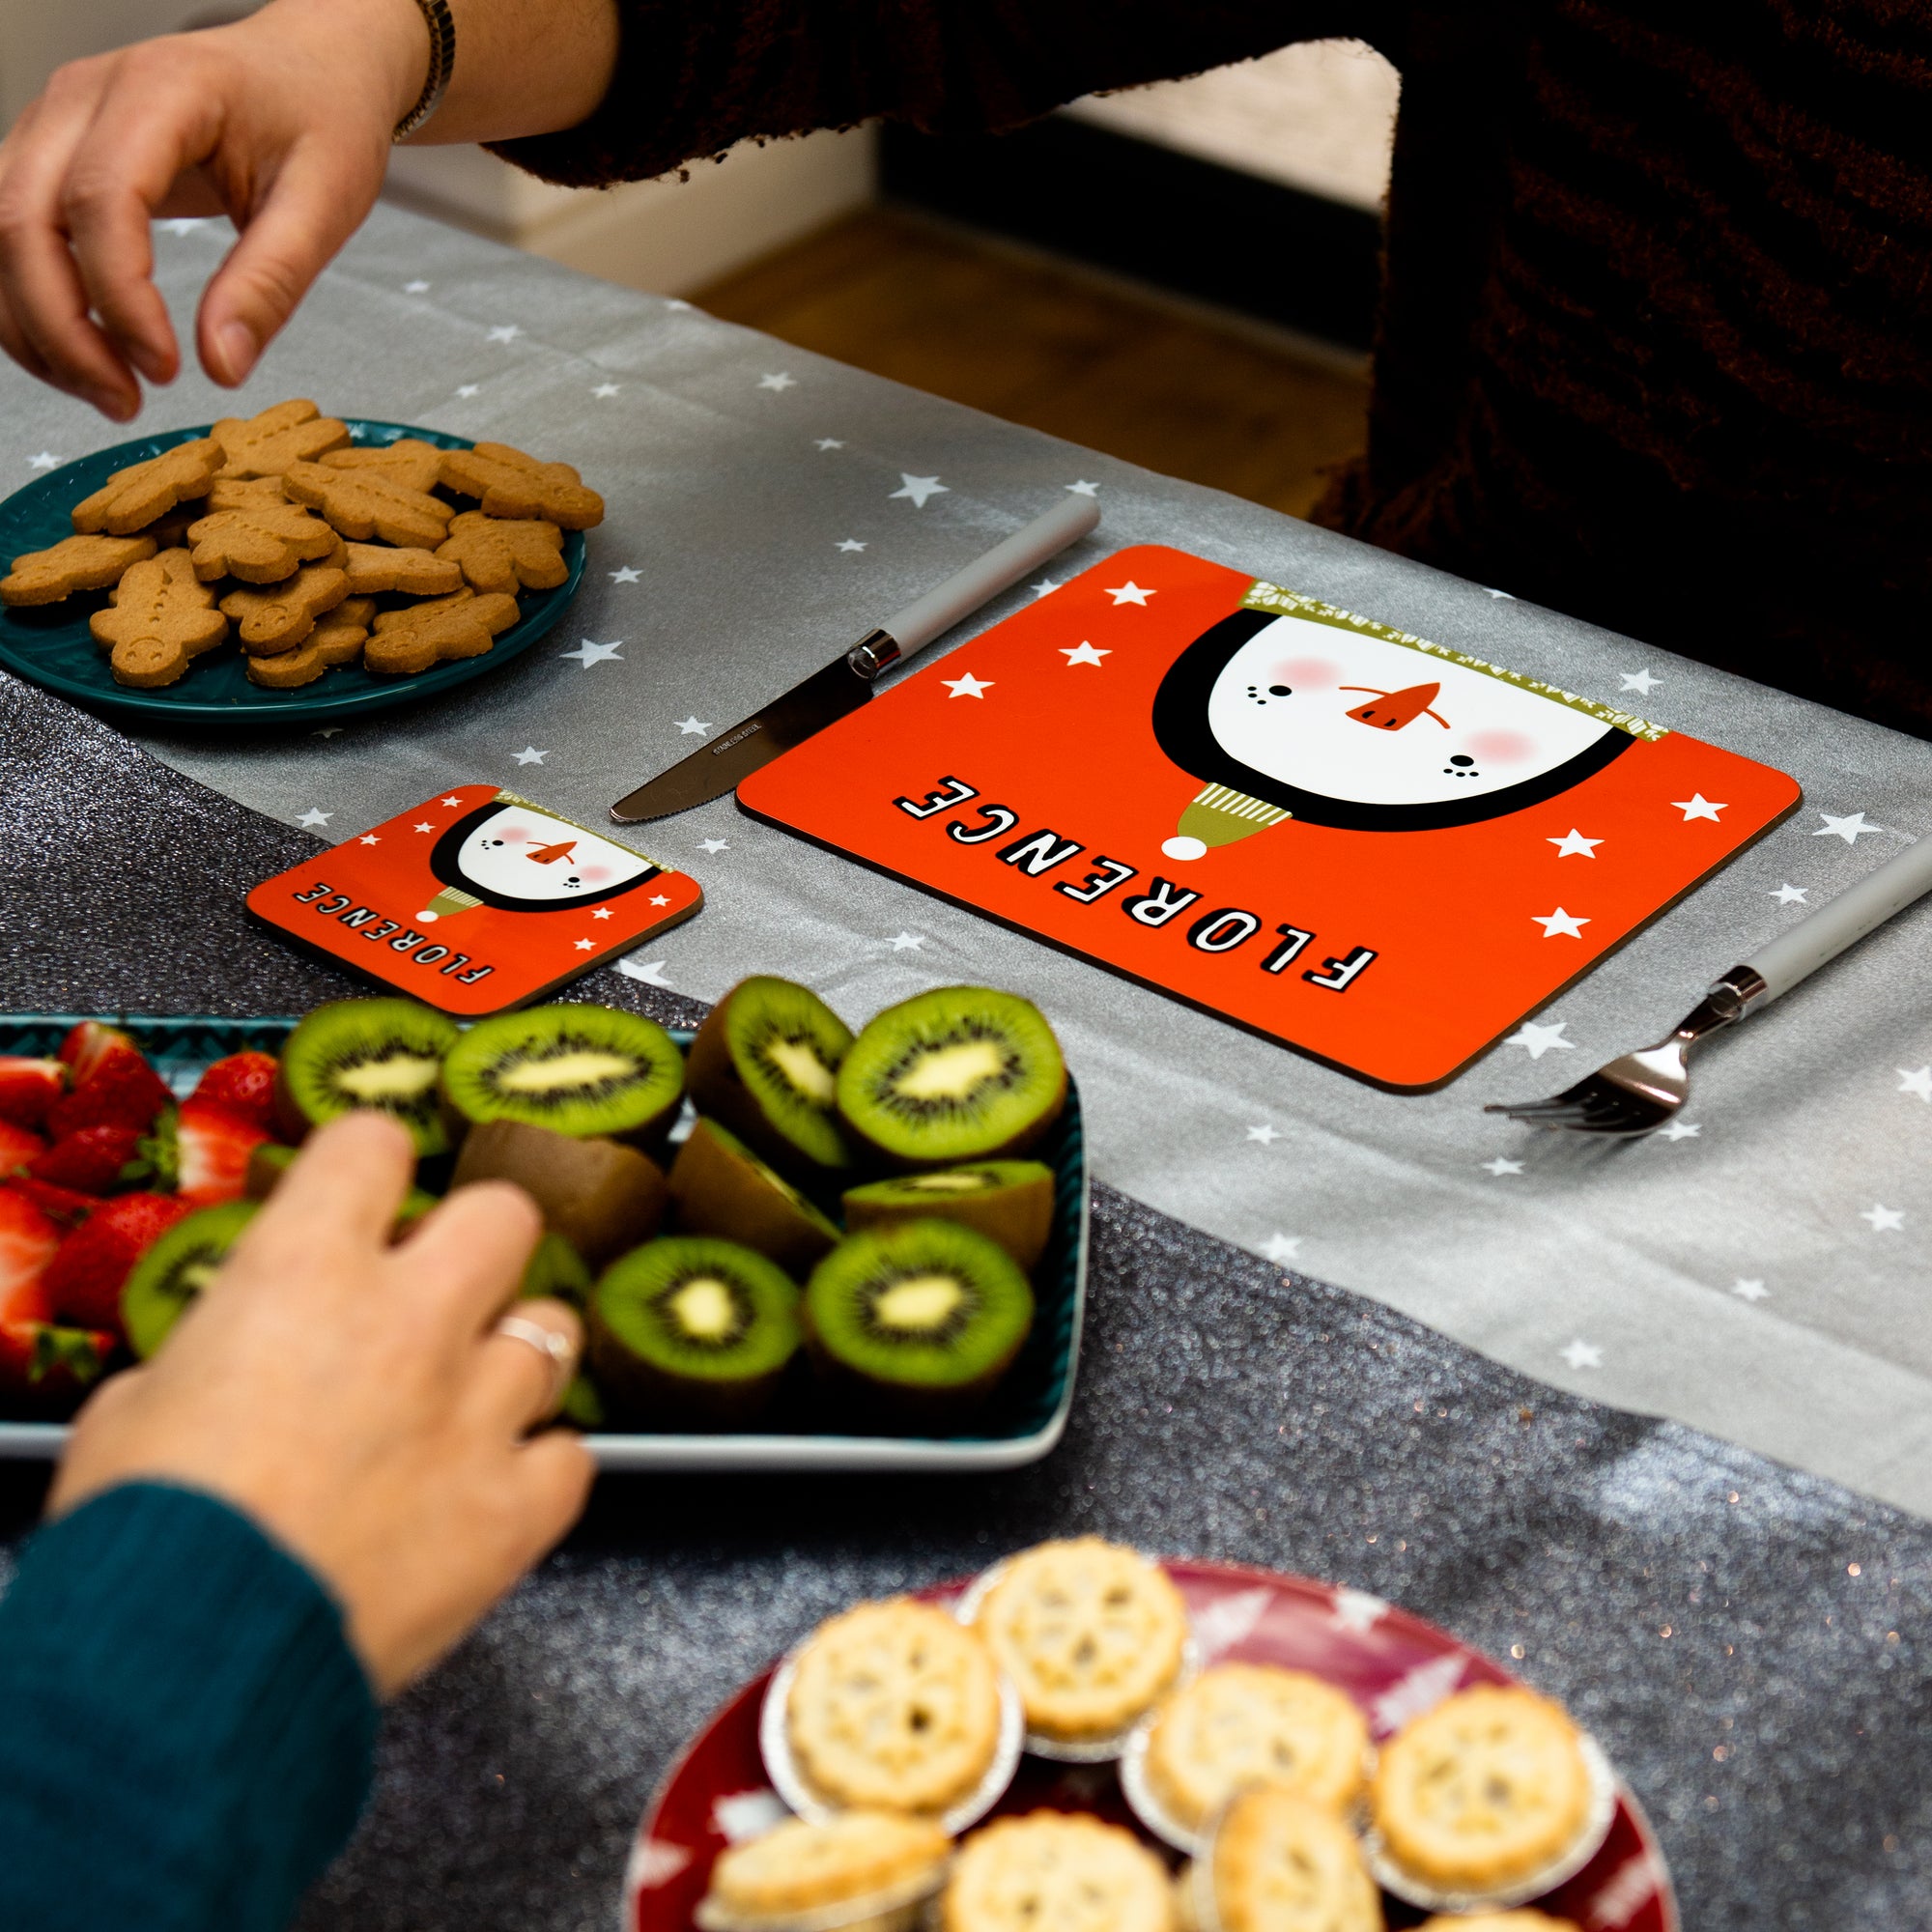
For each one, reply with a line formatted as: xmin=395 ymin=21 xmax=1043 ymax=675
xmin=0 ymin=1014 xmax=1090 ymax=1473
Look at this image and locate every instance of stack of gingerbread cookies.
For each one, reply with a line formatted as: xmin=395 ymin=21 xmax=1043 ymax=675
xmin=0 ymin=399 xmax=603 ymax=690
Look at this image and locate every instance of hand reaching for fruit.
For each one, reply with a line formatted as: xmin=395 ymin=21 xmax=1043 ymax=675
xmin=47 ymin=1109 xmax=592 ymax=1696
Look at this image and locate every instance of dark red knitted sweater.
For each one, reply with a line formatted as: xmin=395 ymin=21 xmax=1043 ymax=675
xmin=494 ymin=2 xmax=1932 ymax=736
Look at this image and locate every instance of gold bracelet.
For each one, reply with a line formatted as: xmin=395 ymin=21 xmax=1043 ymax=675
xmin=392 ymin=0 xmax=456 ymax=143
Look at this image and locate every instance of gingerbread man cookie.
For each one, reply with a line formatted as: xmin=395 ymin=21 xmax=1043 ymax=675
xmin=282 ymin=461 xmax=453 ymax=549
xmin=219 ymin=563 xmax=351 ymax=654
xmin=205 ymin=474 xmax=289 ymax=513
xmin=320 ymin=438 xmax=446 ymax=495
xmin=340 ymin=542 xmax=463 ymax=596
xmin=439 ymin=440 xmax=604 ymax=528
xmin=363 ymin=589 xmax=520 ymax=674
xmin=245 ymin=597 xmax=374 ymax=688
xmin=2 ymin=533 xmax=156 ymax=607
xmin=186 ymin=497 xmax=341 ymax=584
xmin=211 ymin=399 xmax=351 ymax=477
xmin=436 ymin=511 xmax=568 ymax=594
xmin=89 ymin=551 xmax=227 ymax=689
xmin=71 ymin=438 xmax=223 ymax=536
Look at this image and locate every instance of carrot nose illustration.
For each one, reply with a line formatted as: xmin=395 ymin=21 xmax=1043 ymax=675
xmin=1343 ymin=681 xmax=1447 ymax=730
xmin=526 ymin=838 xmax=578 ymax=865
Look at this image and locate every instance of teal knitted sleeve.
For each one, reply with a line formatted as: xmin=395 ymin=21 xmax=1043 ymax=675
xmin=0 ymin=1481 xmax=378 ymax=1932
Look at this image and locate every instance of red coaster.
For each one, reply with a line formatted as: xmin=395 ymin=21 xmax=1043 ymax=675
xmin=739 ymin=547 xmax=1801 ymax=1089
xmin=247 ymin=783 xmax=702 ymax=1015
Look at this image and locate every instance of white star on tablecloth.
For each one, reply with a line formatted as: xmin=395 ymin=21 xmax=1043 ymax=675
xmin=1862 ymin=1203 xmax=1906 ymax=1232
xmin=592 ymin=908 xmax=613 ymax=920
xmin=1561 ymin=1339 xmax=1604 ymax=1369
xmin=1061 ymin=642 xmax=1109 ymax=667
xmin=414 ymin=822 xmax=436 ymax=833
xmin=297 ymin=808 xmax=331 ymax=828
xmin=757 ymin=373 xmax=797 ymax=392
xmin=1505 ymin=1019 xmax=1574 ymax=1058
xmin=814 ymin=438 xmax=845 ymax=450
xmin=1031 ymin=579 xmax=1060 ymax=598
xmin=404 ymin=279 xmax=431 ymax=294
xmin=357 ymin=834 xmax=380 ymax=846
xmin=512 ymin=746 xmax=548 ymax=765
xmin=1246 ymin=1123 xmax=1281 ymax=1145
xmin=1483 ymin=1156 xmax=1524 ymax=1176
xmin=1104 ymin=581 xmax=1152 ymax=606
xmin=559 ymin=638 xmax=623 ymax=668
xmin=1065 ymin=480 xmax=1100 ymax=497
xmin=591 ymin=383 xmax=621 ymax=398
xmin=891 ymin=473 xmax=948 ymax=507
xmin=675 ymin=717 xmax=711 ymax=736
xmin=616 ymin=957 xmax=674 ymax=986
xmin=1672 ymin=793 xmax=1725 ymax=821
xmin=609 ymin=566 xmax=641 ymax=584
xmin=1532 ymin=907 xmax=1589 ymax=938
xmin=1657 ymin=1120 xmax=1701 ymax=1141
xmin=1731 ymin=1278 xmax=1770 ymax=1302
xmin=1771 ymin=882 xmax=1808 ymax=905
xmin=158 ymin=217 xmax=209 ymax=236
xmin=665 ymin=298 xmax=693 ymax=312
xmin=486 ymin=325 xmax=521 ymax=344
xmin=1897 ymin=1066 xmax=1932 ymax=1101
xmin=888 ymin=932 xmax=924 ymax=951
xmin=943 ymin=671 xmax=993 ymax=698
xmin=1816 ymin=810 xmax=1879 ymax=842
xmin=26 ymin=451 xmax=59 ymax=470
xmin=573 ymin=939 xmax=594 ymax=952
xmin=1259 ymin=1233 xmax=1302 ymax=1264
xmin=1619 ymin=669 xmax=1661 ymax=695
xmin=1481 ymin=585 xmax=1516 ymax=600
xmin=454 ymin=384 xmax=481 ymax=398
xmin=1548 ymin=829 xmax=1602 ymax=858
xmin=836 ymin=539 xmax=867 ymax=553
xmin=699 ymin=838 xmax=731 ymax=854
xmin=312 ymin=726 xmax=341 ymax=738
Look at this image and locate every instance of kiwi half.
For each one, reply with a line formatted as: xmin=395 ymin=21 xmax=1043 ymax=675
xmin=123 ymin=1200 xmax=258 ymax=1358
xmin=451 ymin=1117 xmax=665 ymax=1264
xmin=668 ymin=1118 xmax=841 ymax=1277
xmin=841 ymin=1159 xmax=1055 ymax=1271
xmin=521 ymin=1231 xmax=592 ymax=1306
xmin=590 ymin=1236 xmax=801 ymax=1427
xmin=686 ymin=978 xmax=854 ymax=1180
xmin=274 ymin=998 xmax=460 ymax=1155
xmin=835 ymin=987 xmax=1066 ymax=1171
xmin=802 ymin=1219 xmax=1034 ymax=1422
xmin=440 ymin=1004 xmax=683 ymax=1149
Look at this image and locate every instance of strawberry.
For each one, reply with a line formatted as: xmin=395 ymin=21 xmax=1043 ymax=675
xmin=0 ymin=1058 xmax=66 ymax=1131
xmin=0 ymin=1121 xmax=45 ymax=1175
xmin=145 ymin=1101 xmax=270 ymax=1208
xmin=28 ymin=1123 xmax=149 ymax=1196
xmin=5 ymin=1177 xmax=100 ymax=1231
xmin=46 ymin=1026 xmax=172 ymax=1140
xmin=188 ymin=1052 xmax=280 ymax=1135
xmin=0 ymin=1188 xmax=59 ymax=1324
xmin=43 ymin=1192 xmax=191 ymax=1333
xmin=0 ymin=1321 xmax=114 ymax=1413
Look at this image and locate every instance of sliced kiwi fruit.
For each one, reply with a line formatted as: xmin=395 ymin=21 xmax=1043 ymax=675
xmin=835 ymin=987 xmax=1066 ymax=1171
xmin=668 ymin=1117 xmax=841 ymax=1277
xmin=440 ymin=1004 xmax=684 ymax=1149
xmin=450 ymin=1117 xmax=665 ymax=1265
xmin=589 ymin=1236 xmax=801 ymax=1428
xmin=273 ymin=998 xmax=460 ymax=1156
xmin=842 ymin=1159 xmax=1056 ymax=1271
xmin=124 ymin=1200 xmax=258 ymax=1359
xmin=521 ymin=1230 xmax=592 ymax=1306
xmin=802 ymin=1219 xmax=1034 ymax=1423
xmin=686 ymin=978 xmax=854 ymax=1180
xmin=558 ymin=1373 xmax=605 ymax=1430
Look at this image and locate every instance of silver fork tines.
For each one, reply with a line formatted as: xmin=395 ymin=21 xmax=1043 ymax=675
xmin=1486 ymin=969 xmax=1768 ymax=1137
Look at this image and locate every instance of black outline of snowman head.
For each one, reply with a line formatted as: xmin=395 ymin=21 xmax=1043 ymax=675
xmin=430 ymin=800 xmax=663 ymax=913
xmin=1151 ymin=608 xmax=1633 ymax=832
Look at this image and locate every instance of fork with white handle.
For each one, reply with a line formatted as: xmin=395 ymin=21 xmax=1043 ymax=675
xmin=1488 ymin=830 xmax=1932 ymax=1136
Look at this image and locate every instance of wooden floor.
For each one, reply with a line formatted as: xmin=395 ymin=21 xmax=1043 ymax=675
xmin=696 ymin=210 xmax=1371 ymax=521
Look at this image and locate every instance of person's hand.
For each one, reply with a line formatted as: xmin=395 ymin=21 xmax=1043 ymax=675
xmin=0 ymin=0 xmax=429 ymax=419
xmin=48 ymin=1110 xmax=593 ymax=1696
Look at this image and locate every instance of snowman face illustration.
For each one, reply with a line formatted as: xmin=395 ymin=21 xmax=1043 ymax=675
xmin=1153 ymin=609 xmax=1631 ymax=835
xmin=429 ymin=801 xmax=661 ymax=913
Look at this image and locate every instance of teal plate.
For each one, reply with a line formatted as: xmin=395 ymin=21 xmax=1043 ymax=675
xmin=0 ymin=1015 xmax=1089 ymax=1473
xmin=0 ymin=420 xmax=587 ymax=729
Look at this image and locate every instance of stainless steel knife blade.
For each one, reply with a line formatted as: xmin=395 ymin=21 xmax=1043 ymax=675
xmin=609 ymin=653 xmax=872 ymax=823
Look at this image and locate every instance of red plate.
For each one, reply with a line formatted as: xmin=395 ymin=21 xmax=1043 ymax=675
xmin=628 ymin=1559 xmax=1678 ymax=1932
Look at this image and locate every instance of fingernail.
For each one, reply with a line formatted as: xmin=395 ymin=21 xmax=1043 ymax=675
xmin=86 ymin=385 xmax=135 ymax=422
xmin=216 ymin=321 xmax=256 ymax=384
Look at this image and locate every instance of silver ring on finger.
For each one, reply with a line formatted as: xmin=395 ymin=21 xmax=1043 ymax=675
xmin=494 ymin=1312 xmax=577 ymax=1406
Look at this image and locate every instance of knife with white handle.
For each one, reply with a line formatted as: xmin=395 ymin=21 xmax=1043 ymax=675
xmin=610 ymin=496 xmax=1100 ymax=824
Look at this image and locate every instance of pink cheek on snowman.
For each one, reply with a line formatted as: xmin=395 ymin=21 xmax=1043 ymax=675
xmin=1464 ymin=729 xmax=1537 ymax=766
xmin=578 ymin=866 xmax=612 ymax=885
xmin=1271 ymin=656 xmax=1342 ymax=691
xmin=493 ymin=822 xmax=530 ymax=843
